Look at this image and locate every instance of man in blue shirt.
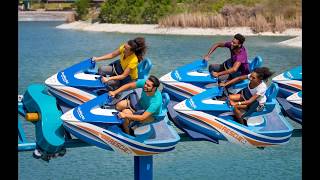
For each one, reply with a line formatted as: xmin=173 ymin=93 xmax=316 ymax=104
xmin=109 ymin=75 xmax=162 ymax=134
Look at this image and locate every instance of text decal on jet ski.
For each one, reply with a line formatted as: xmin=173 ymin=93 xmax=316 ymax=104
xmin=101 ymin=131 xmax=132 ymax=154
xmin=286 ymin=72 xmax=293 ymax=79
xmin=219 ymin=124 xmax=247 ymax=144
xmin=173 ymin=70 xmax=182 ymax=80
xmin=61 ymin=71 xmax=69 ymax=84
xmin=77 ymin=107 xmax=85 ymax=120
xmin=187 ymin=99 xmax=197 ymax=109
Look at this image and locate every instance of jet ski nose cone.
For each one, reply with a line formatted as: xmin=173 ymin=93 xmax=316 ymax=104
xmin=45 ymin=73 xmax=61 ymax=86
xmin=272 ymin=74 xmax=283 ymax=81
xmin=61 ymin=109 xmax=76 ymax=122
xmin=159 ymin=72 xmax=174 ymax=83
xmin=173 ymin=100 xmax=190 ymax=111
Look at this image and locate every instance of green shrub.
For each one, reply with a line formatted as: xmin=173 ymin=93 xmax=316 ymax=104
xmin=99 ymin=0 xmax=172 ymax=24
xmin=75 ymin=0 xmax=90 ymax=20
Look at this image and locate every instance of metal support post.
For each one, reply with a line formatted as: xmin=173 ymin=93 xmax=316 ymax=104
xmin=134 ymin=156 xmax=153 ymax=180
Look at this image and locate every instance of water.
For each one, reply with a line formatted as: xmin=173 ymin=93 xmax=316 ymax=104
xmin=18 ymin=22 xmax=302 ymax=180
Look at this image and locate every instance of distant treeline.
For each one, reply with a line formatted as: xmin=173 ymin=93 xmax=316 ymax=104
xmin=75 ymin=0 xmax=301 ymax=32
xmin=98 ymin=0 xmax=172 ymax=24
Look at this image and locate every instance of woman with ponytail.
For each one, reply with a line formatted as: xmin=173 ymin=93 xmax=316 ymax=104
xmin=219 ymin=67 xmax=274 ymax=126
xmin=92 ymin=37 xmax=147 ymax=89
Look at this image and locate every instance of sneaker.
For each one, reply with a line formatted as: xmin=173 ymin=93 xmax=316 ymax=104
xmin=41 ymin=155 xmax=50 ymax=162
xmin=32 ymin=149 xmax=42 ymax=159
xmin=243 ymin=119 xmax=248 ymax=126
xmin=58 ymin=148 xmax=67 ymax=157
xmin=129 ymin=128 xmax=135 ymax=136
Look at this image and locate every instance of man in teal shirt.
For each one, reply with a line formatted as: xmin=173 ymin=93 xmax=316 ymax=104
xmin=109 ymin=75 xmax=162 ymax=134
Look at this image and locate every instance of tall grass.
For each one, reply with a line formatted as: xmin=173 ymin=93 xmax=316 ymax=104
xmin=251 ymin=14 xmax=271 ymax=32
xmin=158 ymin=1 xmax=301 ymax=33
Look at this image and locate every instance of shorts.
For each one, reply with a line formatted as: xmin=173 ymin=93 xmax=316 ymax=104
xmin=99 ymin=60 xmax=123 ymax=76
xmin=240 ymin=87 xmax=264 ymax=113
xmin=128 ymin=93 xmax=145 ymax=115
xmin=99 ymin=60 xmax=133 ymax=88
xmin=208 ymin=58 xmax=241 ymax=82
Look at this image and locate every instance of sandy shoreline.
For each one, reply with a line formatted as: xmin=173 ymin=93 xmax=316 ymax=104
xmin=57 ymin=21 xmax=301 ymax=36
xmin=278 ymin=35 xmax=302 ymax=48
xmin=56 ymin=21 xmax=301 ymax=47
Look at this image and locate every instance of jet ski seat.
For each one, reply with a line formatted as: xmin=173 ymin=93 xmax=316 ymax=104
xmin=249 ymin=56 xmax=263 ymax=73
xmin=244 ymin=83 xmax=279 ymax=126
xmin=138 ymin=58 xmax=152 ymax=80
xmin=84 ymin=57 xmax=152 ymax=80
xmin=232 ymin=56 xmax=263 ymax=90
xmin=133 ymin=93 xmax=170 ymax=137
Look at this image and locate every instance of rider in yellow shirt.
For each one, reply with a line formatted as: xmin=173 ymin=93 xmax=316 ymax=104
xmin=118 ymin=44 xmax=139 ymax=80
xmin=92 ymin=37 xmax=147 ymax=89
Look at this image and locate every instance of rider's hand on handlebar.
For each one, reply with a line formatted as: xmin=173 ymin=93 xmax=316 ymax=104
xmin=118 ymin=112 xmax=127 ymax=119
xmin=203 ymin=55 xmax=210 ymax=61
xmin=219 ymin=82 xmax=226 ymax=87
xmin=109 ymin=91 xmax=116 ymax=98
xmin=92 ymin=56 xmax=97 ymax=61
xmin=101 ymin=76 xmax=110 ymax=83
xmin=212 ymin=72 xmax=219 ymax=77
xmin=230 ymin=101 xmax=236 ymax=106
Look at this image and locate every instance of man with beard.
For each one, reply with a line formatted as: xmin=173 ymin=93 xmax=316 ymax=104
xmin=203 ymin=33 xmax=249 ymax=82
xmin=109 ymin=75 xmax=162 ymax=134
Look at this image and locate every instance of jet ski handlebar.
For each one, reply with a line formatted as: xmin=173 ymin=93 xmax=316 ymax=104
xmin=201 ymin=59 xmax=208 ymax=67
xmin=95 ymin=75 xmax=117 ymax=91
xmin=89 ymin=57 xmax=96 ymax=69
xmin=222 ymin=86 xmax=230 ymax=97
xmin=112 ymin=112 xmax=125 ymax=124
xmin=219 ymin=86 xmax=234 ymax=110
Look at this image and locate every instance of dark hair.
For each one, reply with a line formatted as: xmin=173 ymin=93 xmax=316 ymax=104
xmin=234 ymin=33 xmax=245 ymax=44
xmin=127 ymin=37 xmax=147 ymax=62
xmin=253 ymin=67 xmax=274 ymax=81
xmin=148 ymin=75 xmax=160 ymax=88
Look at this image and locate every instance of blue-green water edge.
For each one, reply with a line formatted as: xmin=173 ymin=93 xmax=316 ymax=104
xmin=18 ymin=22 xmax=302 ymax=180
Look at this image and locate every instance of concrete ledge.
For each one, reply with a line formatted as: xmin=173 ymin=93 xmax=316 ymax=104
xmin=18 ymin=10 xmax=75 ymax=21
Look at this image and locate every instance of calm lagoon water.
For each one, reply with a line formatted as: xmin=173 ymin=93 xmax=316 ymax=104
xmin=18 ymin=22 xmax=302 ymax=180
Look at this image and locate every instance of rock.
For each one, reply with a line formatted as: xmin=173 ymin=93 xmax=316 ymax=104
xmin=65 ymin=12 xmax=76 ymax=23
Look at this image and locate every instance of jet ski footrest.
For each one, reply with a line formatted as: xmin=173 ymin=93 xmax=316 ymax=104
xmin=134 ymin=124 xmax=152 ymax=135
xmin=246 ymin=116 xmax=265 ymax=127
xmin=133 ymin=124 xmax=153 ymax=139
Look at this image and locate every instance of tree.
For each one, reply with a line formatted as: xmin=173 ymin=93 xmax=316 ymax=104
xmin=75 ymin=0 xmax=90 ymax=20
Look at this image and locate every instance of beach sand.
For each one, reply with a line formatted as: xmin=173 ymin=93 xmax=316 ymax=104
xmin=56 ymin=21 xmax=302 ymax=48
xmin=278 ymin=35 xmax=302 ymax=48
